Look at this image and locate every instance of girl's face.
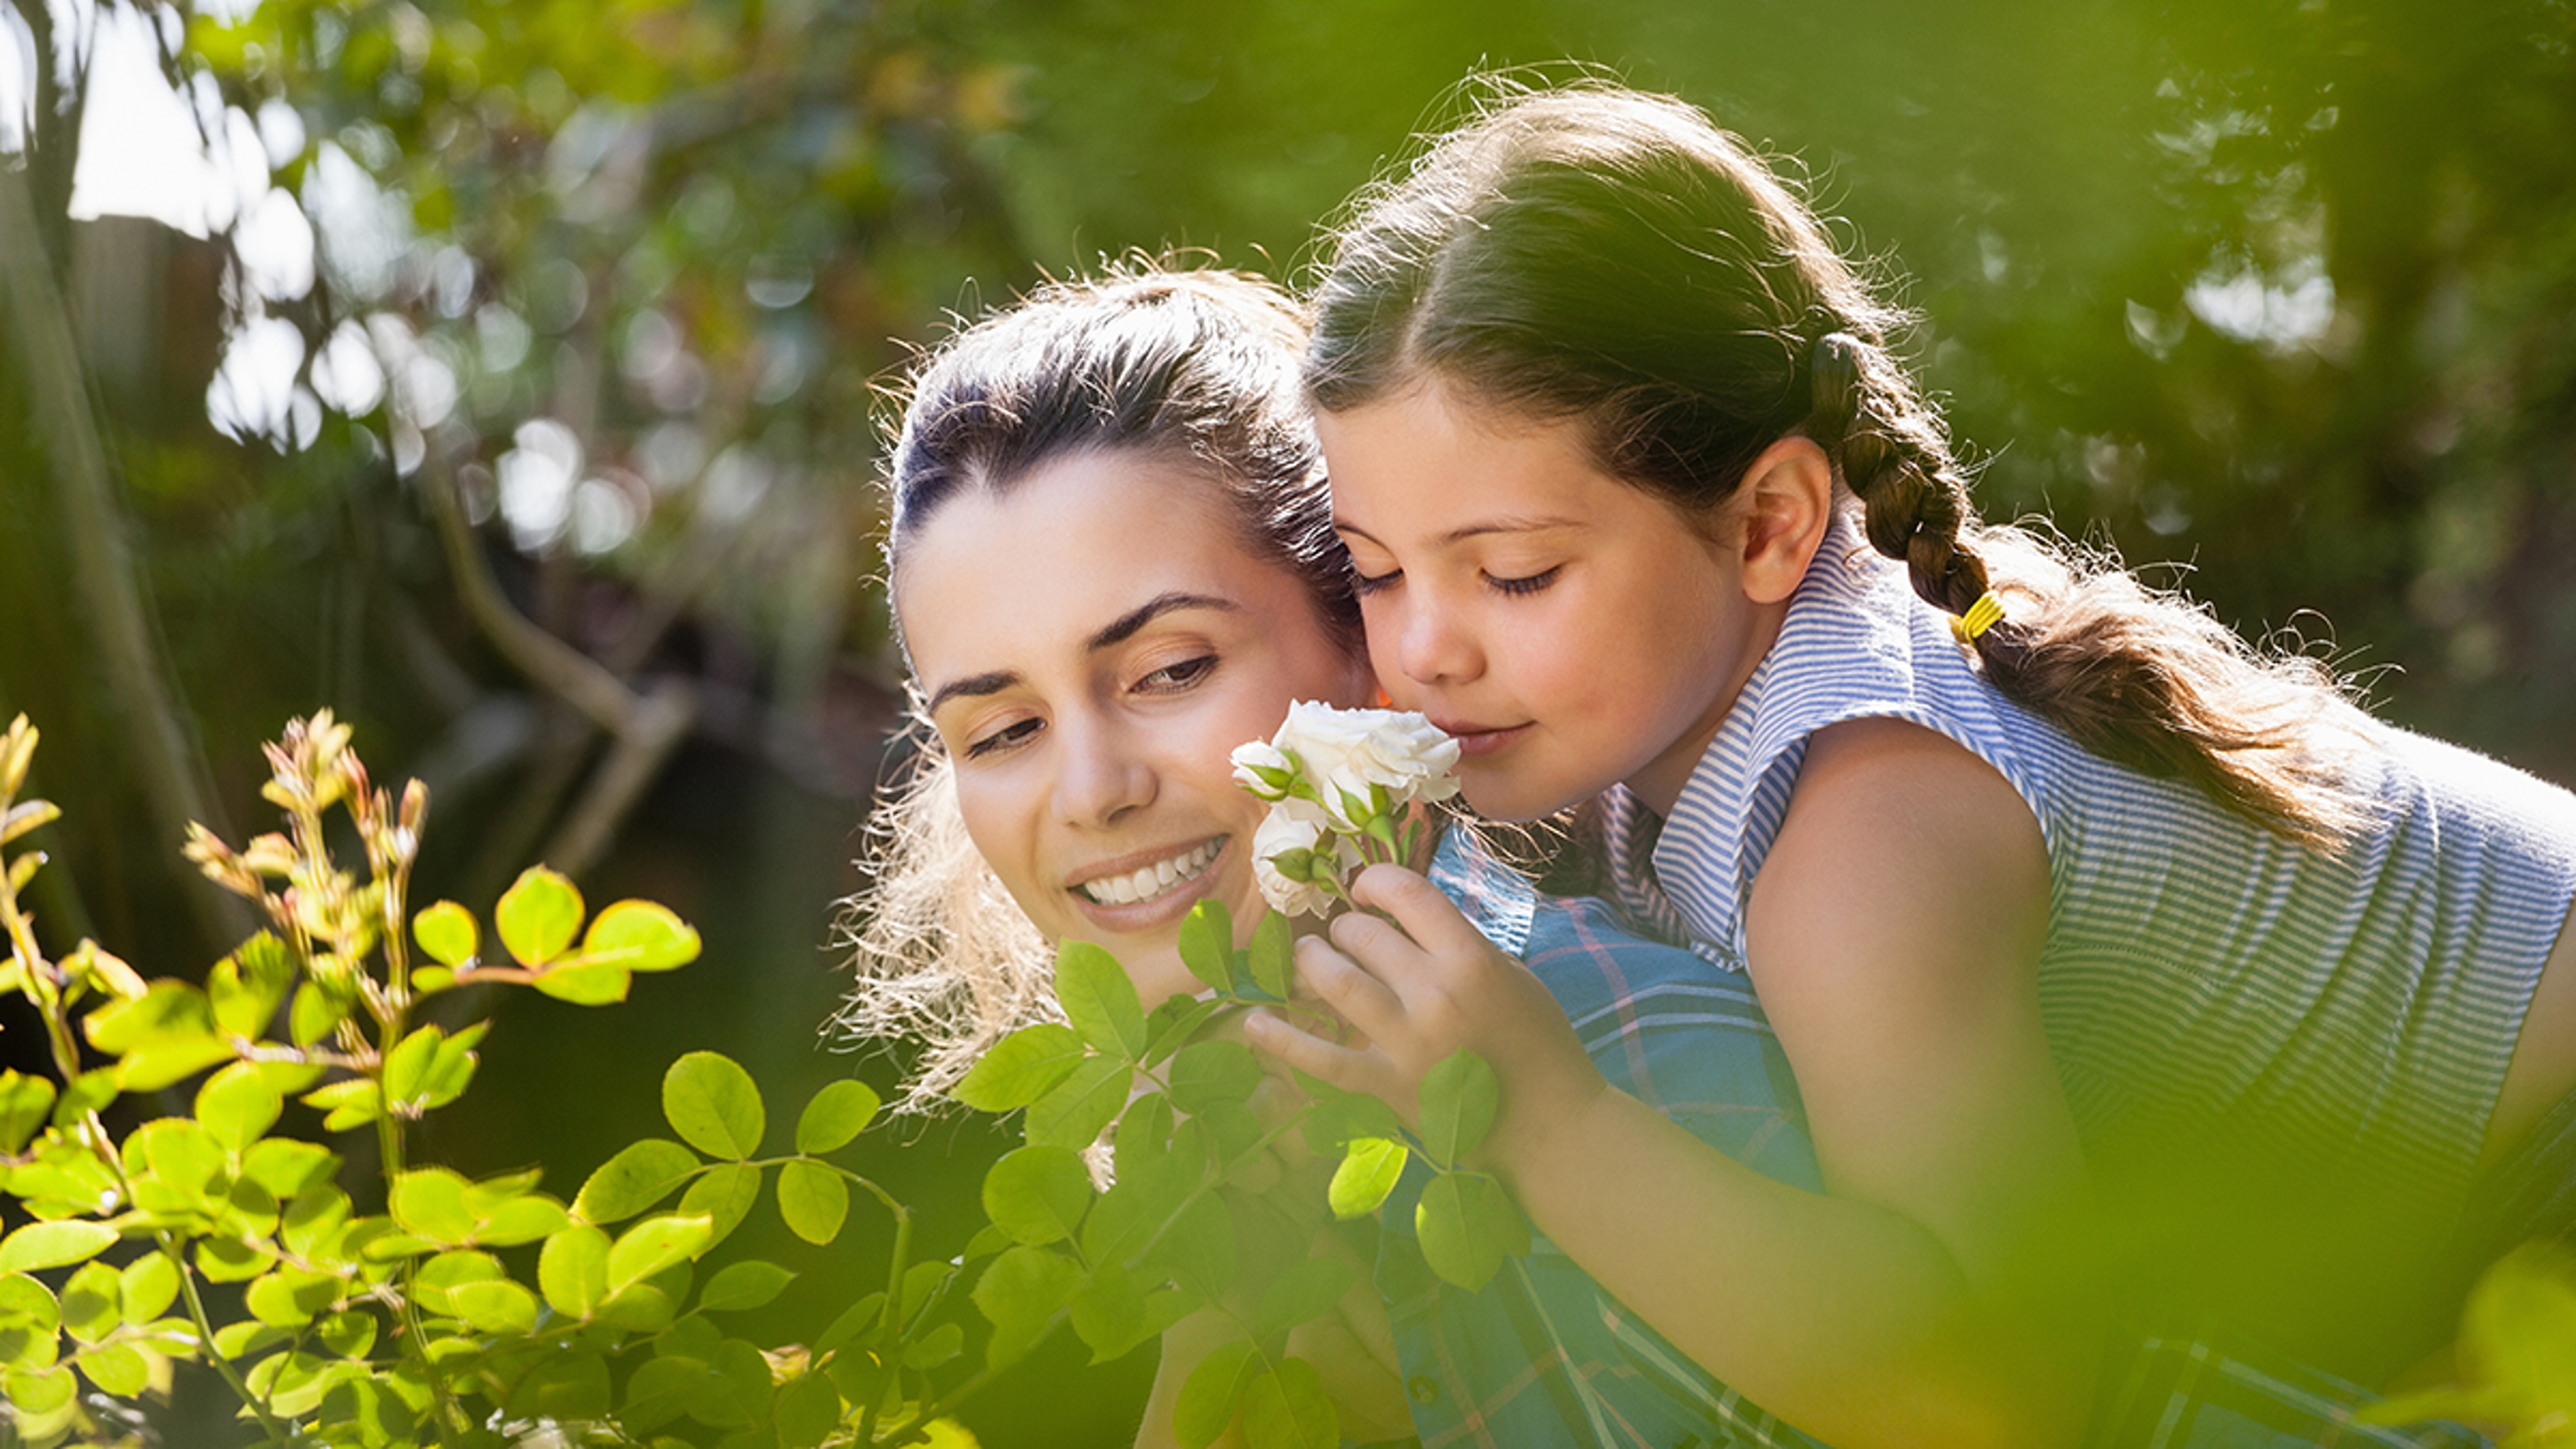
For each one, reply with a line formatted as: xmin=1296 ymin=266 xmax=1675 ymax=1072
xmin=894 ymin=448 xmax=1373 ymax=1006
xmin=1318 ymin=379 xmax=1796 ymax=821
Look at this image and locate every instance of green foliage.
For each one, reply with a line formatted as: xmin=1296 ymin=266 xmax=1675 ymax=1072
xmin=0 ymin=714 xmax=980 ymax=1447
xmin=2359 ymin=1241 xmax=2576 ymax=1443
xmin=951 ymin=896 xmax=1528 ymax=1449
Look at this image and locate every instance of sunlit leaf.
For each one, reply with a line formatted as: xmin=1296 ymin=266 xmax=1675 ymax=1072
xmin=663 ymin=1051 xmax=764 ymax=1159
xmin=679 ymin=1161 xmax=761 ymax=1248
xmin=1246 ymin=910 xmax=1293 ymax=1002
xmin=531 ymin=959 xmax=631 ymax=1005
xmin=1177 ymin=898 xmax=1236 ymax=995
xmin=1242 ymin=1356 xmax=1336 ymax=1449
xmin=1417 ymin=1049 xmax=1500 ymax=1167
xmin=496 ymin=866 xmax=584 ymax=967
xmin=0 ymin=1223 xmax=121 ymax=1277
xmin=411 ymin=901 xmax=478 ymax=969
xmin=581 ymin=900 xmax=700 ymax=971
xmin=795 ymin=1079 xmax=879 ymax=1154
xmin=697 ymin=1260 xmax=794 ymax=1313
xmin=1056 ymin=939 xmax=1146 ymax=1061
xmin=605 ymin=1214 xmax=712 ymax=1297
xmin=1024 ymin=1055 xmax=1130 ymax=1151
xmin=195 ymin=1061 xmax=284 ymax=1152
xmin=1168 ymin=1040 xmax=1262 ymax=1116
xmin=1414 ymin=1170 xmax=1529 ymax=1293
xmin=1328 ymin=1137 xmax=1407 ymax=1220
xmin=1175 ymin=1337 xmax=1258 ymax=1449
xmin=981 ymin=1144 xmax=1092 ymax=1247
xmin=572 ymin=1138 xmax=700 ymax=1224
xmin=539 ymin=1225 xmax=610 ymax=1320
xmin=0 ymin=1072 xmax=57 ymax=1154
xmin=775 ymin=1161 xmax=849 ymax=1246
xmin=951 ymin=1023 xmax=1087 ymax=1112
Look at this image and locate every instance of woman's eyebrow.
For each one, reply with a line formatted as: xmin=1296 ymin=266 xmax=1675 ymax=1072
xmin=924 ymin=669 xmax=1018 ymax=716
xmin=1089 ymin=592 xmax=1240 ymax=651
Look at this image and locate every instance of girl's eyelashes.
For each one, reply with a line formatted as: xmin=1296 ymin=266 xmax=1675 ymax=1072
xmin=1484 ymin=565 xmax=1562 ymax=596
xmin=1350 ymin=568 xmax=1401 ymax=596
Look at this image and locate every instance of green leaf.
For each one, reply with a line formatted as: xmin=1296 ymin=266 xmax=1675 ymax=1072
xmin=795 ymin=1079 xmax=879 ymax=1154
xmin=1142 ymin=996 xmax=1226 ymax=1068
xmin=1055 ymin=939 xmax=1146 ymax=1061
xmin=1162 ymin=1194 xmax=1236 ymax=1302
xmin=0 ymin=1222 xmax=120 ymax=1276
xmin=316 ymin=1308 xmax=375 ymax=1358
xmin=507 ymin=1354 xmax=611 ymax=1423
xmin=411 ymin=901 xmax=478 ymax=969
xmin=474 ymin=1193 xmax=571 ymax=1248
xmin=302 ymin=1077 xmax=382 ymax=1134
xmin=538 ymin=1226 xmax=610 ymax=1320
xmin=1079 ymin=1151 xmax=1191 ymax=1269
xmin=83 ymin=981 xmax=215 ymax=1055
xmin=390 ymin=1168 xmax=478 ymax=1246
xmin=242 ymin=1138 xmax=339 ymax=1198
xmin=449 ymin=1279 xmax=539 ymax=1336
xmin=981 ymin=1145 xmax=1093 ymax=1247
xmin=1294 ymin=1071 xmax=1405 ymax=1155
xmin=905 ymin=1320 xmax=966 ymax=1370
xmin=1328 ymin=1138 xmax=1408 ymax=1220
xmin=418 ymin=1026 xmax=482 ymax=1110
xmin=246 ymin=1269 xmax=339 ymax=1328
xmin=776 ymin=1161 xmax=849 ymax=1246
xmin=1177 ymin=898 xmax=1235 ymax=995
xmin=1253 ymin=1254 xmax=1356 ymax=1341
xmin=57 ymin=1264 xmax=117 ymax=1345
xmin=951 ymin=1023 xmax=1088 ymax=1112
xmin=971 ymin=1246 xmax=1082 ymax=1368
xmin=581 ymin=900 xmax=701 ymax=971
xmin=663 ymin=1052 xmax=765 ymax=1159
xmin=1024 ymin=1055 xmax=1131 ymax=1151
xmin=1168 ymin=1040 xmax=1263 ymax=1116
xmin=1175 ymin=1338 xmax=1258 ymax=1449
xmin=531 ymin=959 xmax=631 ymax=1005
xmin=697 ymin=1260 xmax=794 ymax=1313
xmin=196 ymin=1061 xmax=284 ymax=1153
xmin=4 ymin=1363 xmax=76 ymax=1415
xmin=207 ymin=932 xmax=294 ymax=1038
xmin=496 ymin=866 xmax=584 ymax=967
xmin=380 ymin=1024 xmax=443 ymax=1108
xmin=1069 ymin=1260 xmax=1151 ymax=1362
xmin=680 ymin=1161 xmax=762 ymax=1248
xmin=1417 ymin=1050 xmax=1501 ymax=1167
xmin=1242 ymin=1357 xmax=1338 ymax=1449
xmin=1246 ymin=910 xmax=1293 ymax=1002
xmin=76 ymin=1342 xmax=149 ymax=1397
xmin=606 ymin=1214 xmax=713 ymax=1297
xmin=114 ymin=1034 xmax=237 ymax=1092
xmin=1414 ymin=1171 xmax=1530 ymax=1293
xmin=573 ymin=1138 xmax=701 ymax=1224
xmin=119 ymin=1254 xmax=179 ymax=1326
xmin=0 ymin=1071 xmax=57 ymax=1154
xmin=289 ymin=979 xmax=354 ymax=1048
xmin=773 ymin=1371 xmax=841 ymax=1449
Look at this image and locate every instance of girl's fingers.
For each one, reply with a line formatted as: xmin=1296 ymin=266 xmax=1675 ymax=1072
xmin=1348 ymin=863 xmax=1491 ymax=957
xmin=1293 ymin=932 xmax=1405 ymax=1038
xmin=1241 ymin=1008 xmax=1387 ymax=1100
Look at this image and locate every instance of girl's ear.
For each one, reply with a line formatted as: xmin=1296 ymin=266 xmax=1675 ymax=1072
xmin=1732 ymin=437 xmax=1835 ymax=604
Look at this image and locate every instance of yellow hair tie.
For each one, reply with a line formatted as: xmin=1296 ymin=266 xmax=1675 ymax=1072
xmin=1951 ymin=591 xmax=2006 ymax=645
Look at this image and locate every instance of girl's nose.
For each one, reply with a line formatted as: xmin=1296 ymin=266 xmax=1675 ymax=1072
xmin=1393 ymin=592 xmax=1481 ymax=686
xmin=1053 ymin=714 xmax=1155 ymax=827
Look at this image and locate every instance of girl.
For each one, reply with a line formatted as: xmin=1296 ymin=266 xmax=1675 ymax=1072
xmin=1250 ymin=83 xmax=2576 ymax=1449
xmin=844 ymin=264 xmax=1831 ymax=1448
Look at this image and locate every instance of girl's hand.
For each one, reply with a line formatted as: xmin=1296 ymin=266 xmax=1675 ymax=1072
xmin=1242 ymin=863 xmax=1610 ymax=1175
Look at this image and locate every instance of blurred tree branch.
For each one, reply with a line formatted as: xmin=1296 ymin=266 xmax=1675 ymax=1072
xmin=0 ymin=164 xmax=252 ymax=952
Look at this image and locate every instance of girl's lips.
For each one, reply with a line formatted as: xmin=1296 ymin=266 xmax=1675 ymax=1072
xmin=1440 ymin=722 xmax=1533 ymax=758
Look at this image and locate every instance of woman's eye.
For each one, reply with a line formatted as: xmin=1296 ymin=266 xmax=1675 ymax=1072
xmin=1485 ymin=565 xmax=1562 ymax=596
xmin=1138 ymin=655 xmax=1217 ymax=692
xmin=963 ymin=718 xmax=1041 ymax=759
xmin=1350 ymin=568 xmax=1402 ymax=596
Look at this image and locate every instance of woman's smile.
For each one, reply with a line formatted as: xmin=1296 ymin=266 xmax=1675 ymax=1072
xmin=1069 ymin=834 xmax=1228 ymax=908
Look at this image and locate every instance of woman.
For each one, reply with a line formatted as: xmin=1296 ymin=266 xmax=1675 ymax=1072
xmin=841 ymin=264 xmax=1826 ymax=1448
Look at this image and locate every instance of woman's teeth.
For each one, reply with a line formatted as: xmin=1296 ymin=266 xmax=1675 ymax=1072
xmin=1079 ymin=839 xmax=1222 ymax=906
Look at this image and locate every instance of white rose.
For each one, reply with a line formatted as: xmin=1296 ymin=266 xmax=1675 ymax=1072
xmin=1269 ymin=701 xmax=1461 ymax=828
xmin=1250 ymin=810 xmax=1356 ymax=918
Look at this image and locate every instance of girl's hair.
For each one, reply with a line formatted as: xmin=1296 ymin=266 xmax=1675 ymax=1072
xmin=1306 ymin=83 xmax=2371 ymax=847
xmin=837 ymin=263 xmax=1356 ymax=1110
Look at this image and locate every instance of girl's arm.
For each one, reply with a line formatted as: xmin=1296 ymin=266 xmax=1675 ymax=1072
xmin=1247 ymin=716 xmax=2100 ymax=1449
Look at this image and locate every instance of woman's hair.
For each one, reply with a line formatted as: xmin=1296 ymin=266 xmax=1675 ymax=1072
xmin=1306 ymin=82 xmax=2372 ymax=847
xmin=837 ymin=263 xmax=1356 ymax=1110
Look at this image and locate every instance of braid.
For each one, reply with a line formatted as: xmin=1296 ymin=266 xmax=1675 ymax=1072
xmin=1807 ymin=329 xmax=1993 ymax=619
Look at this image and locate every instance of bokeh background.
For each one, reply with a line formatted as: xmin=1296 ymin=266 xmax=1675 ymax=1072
xmin=4 ymin=0 xmax=2573 ymax=1440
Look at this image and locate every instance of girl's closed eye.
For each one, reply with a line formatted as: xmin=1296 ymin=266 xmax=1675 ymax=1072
xmin=1485 ymin=564 xmax=1562 ymax=596
xmin=1350 ymin=566 xmax=1402 ymax=596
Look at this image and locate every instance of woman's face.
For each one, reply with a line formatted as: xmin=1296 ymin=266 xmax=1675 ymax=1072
xmin=894 ymin=447 xmax=1372 ymax=1006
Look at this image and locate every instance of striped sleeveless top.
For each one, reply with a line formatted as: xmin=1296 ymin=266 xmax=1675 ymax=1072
xmin=1601 ymin=515 xmax=2576 ymax=1368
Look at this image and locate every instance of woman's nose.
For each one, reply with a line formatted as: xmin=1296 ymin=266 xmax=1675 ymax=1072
xmin=1052 ymin=714 xmax=1155 ymax=827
